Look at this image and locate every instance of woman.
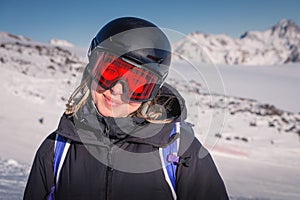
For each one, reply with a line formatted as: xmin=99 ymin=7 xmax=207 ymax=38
xmin=24 ymin=17 xmax=229 ymax=200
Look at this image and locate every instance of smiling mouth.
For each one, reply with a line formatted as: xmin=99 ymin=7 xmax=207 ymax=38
xmin=103 ymin=94 xmax=123 ymax=106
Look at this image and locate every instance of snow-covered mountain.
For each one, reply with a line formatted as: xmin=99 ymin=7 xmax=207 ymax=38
xmin=173 ymin=19 xmax=300 ymax=65
xmin=0 ymin=32 xmax=86 ymax=78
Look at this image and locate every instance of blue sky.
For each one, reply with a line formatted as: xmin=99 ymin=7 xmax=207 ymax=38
xmin=1 ymin=0 xmax=300 ymax=47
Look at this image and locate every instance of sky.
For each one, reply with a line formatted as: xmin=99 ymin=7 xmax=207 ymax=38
xmin=1 ymin=0 xmax=300 ymax=47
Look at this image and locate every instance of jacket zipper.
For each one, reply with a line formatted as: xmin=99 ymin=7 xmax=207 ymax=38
xmin=104 ymin=126 xmax=113 ymax=200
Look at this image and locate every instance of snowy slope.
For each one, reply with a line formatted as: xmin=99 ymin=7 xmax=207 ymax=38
xmin=0 ymin=32 xmax=86 ymax=78
xmin=0 ymin=32 xmax=87 ymax=162
xmin=173 ymin=19 xmax=300 ymax=65
xmin=0 ymin=32 xmax=88 ymax=198
xmin=166 ymin=63 xmax=300 ymax=200
xmin=0 ymin=31 xmax=300 ymax=199
xmin=0 ymin=159 xmax=29 ymax=199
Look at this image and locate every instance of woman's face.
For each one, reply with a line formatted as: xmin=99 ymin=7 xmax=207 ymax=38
xmin=91 ymin=80 xmax=142 ymax=117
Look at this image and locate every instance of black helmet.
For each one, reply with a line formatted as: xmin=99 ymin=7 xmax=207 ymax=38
xmin=88 ymin=17 xmax=172 ymax=79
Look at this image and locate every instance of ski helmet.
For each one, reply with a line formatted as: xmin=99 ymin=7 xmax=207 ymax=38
xmin=88 ymin=17 xmax=172 ymax=80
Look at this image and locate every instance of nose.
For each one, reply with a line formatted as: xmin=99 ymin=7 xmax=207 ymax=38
xmin=110 ymin=82 xmax=124 ymax=95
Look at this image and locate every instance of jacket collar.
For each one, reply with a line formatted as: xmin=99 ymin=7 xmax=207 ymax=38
xmin=56 ymin=83 xmax=186 ymax=147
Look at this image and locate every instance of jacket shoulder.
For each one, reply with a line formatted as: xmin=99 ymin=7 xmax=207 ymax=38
xmin=177 ymin=122 xmax=229 ymax=199
xmin=178 ymin=121 xmax=198 ymax=156
xmin=23 ymin=132 xmax=57 ymax=199
xmin=33 ymin=132 xmax=56 ymax=162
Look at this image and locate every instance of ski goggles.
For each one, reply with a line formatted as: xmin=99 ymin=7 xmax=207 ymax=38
xmin=88 ymin=48 xmax=163 ymax=102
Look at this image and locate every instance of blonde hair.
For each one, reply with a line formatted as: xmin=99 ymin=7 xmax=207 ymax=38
xmin=65 ymin=78 xmax=175 ymax=124
xmin=65 ymin=77 xmax=91 ymax=115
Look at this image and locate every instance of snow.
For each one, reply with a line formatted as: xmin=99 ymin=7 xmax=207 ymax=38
xmin=0 ymin=158 xmax=29 ymax=199
xmin=173 ymin=19 xmax=300 ymax=65
xmin=213 ymin=63 xmax=300 ymax=113
xmin=1 ymin=31 xmax=300 ymax=199
xmin=168 ymin=60 xmax=300 ymax=113
xmin=166 ymin=60 xmax=300 ymax=200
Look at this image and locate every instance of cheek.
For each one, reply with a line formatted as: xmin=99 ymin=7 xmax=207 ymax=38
xmin=91 ymin=90 xmax=104 ymax=112
xmin=91 ymin=89 xmax=100 ymax=103
xmin=91 ymin=88 xmax=142 ymax=117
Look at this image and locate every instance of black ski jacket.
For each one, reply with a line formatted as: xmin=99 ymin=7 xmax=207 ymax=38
xmin=24 ymin=84 xmax=229 ymax=200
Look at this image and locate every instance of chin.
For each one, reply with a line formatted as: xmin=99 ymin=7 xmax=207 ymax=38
xmin=96 ymin=103 xmax=125 ymax=117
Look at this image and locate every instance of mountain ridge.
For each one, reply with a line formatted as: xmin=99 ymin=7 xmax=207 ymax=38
xmin=173 ymin=19 xmax=300 ymax=65
xmin=0 ymin=31 xmax=86 ymax=78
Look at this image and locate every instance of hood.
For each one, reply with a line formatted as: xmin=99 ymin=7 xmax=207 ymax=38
xmin=56 ymin=83 xmax=187 ymax=147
